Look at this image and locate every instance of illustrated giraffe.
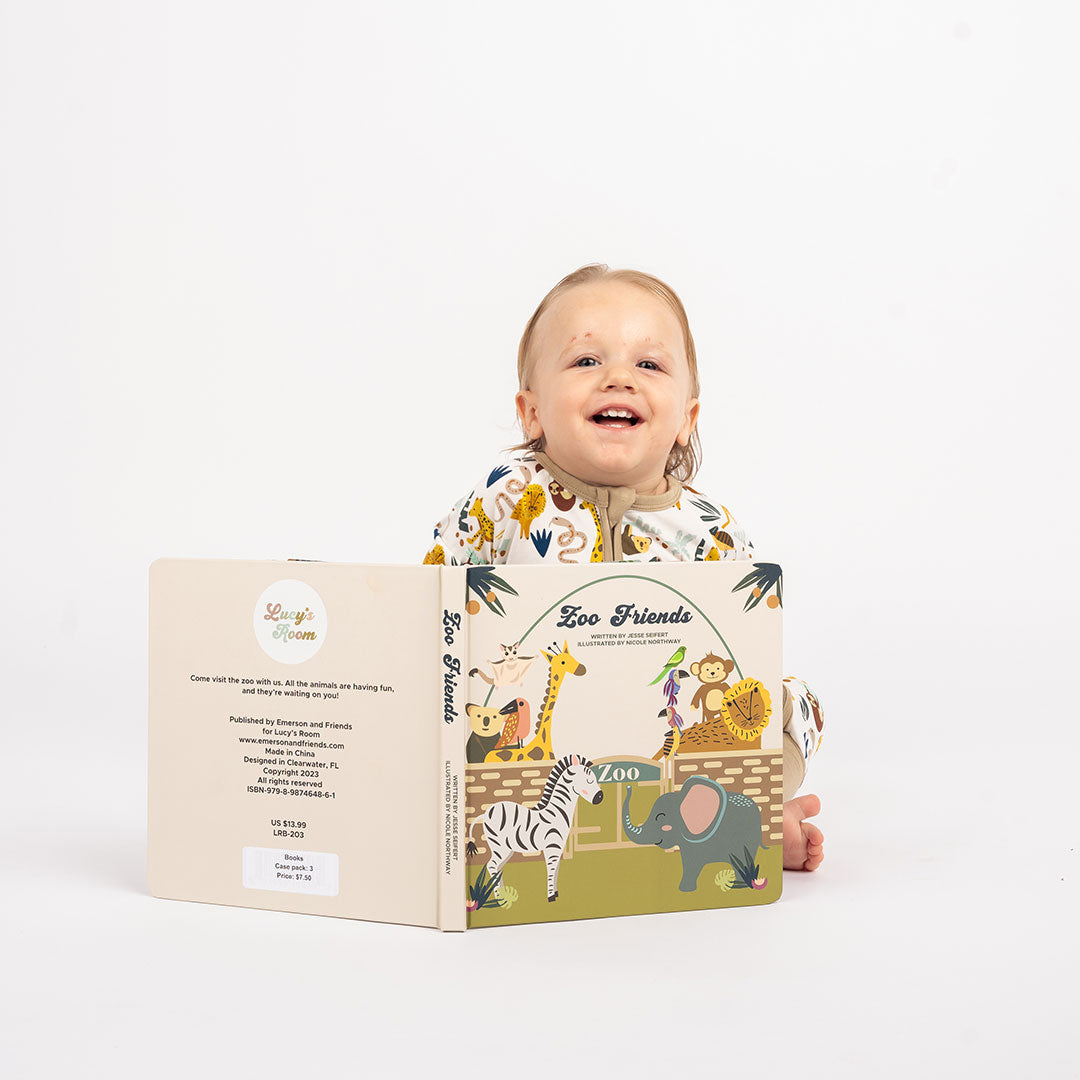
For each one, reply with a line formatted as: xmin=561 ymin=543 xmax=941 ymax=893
xmin=486 ymin=642 xmax=587 ymax=762
xmin=580 ymin=500 xmax=604 ymax=562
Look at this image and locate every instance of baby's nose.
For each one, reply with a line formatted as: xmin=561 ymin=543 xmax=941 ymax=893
xmin=603 ymin=364 xmax=637 ymax=389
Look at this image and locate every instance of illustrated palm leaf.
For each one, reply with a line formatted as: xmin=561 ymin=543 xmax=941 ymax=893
xmin=487 ymin=465 xmax=511 ymax=488
xmin=468 ymin=867 xmax=506 ymax=910
xmin=466 ymin=568 xmax=519 ymax=616
xmin=727 ymin=846 xmax=761 ymax=889
xmin=671 ymin=530 xmax=694 ymax=558
xmin=531 ymin=529 xmax=552 ymax=558
xmin=714 ymin=866 xmax=736 ymax=891
xmin=689 ymin=497 xmax=727 ymax=524
xmin=731 ymin=562 xmax=783 ymax=611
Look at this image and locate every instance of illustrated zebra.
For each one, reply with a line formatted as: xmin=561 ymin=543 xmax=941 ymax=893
xmin=466 ymin=754 xmax=603 ymax=902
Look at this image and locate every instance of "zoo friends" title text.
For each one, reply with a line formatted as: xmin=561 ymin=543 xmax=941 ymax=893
xmin=555 ymin=603 xmax=693 ymax=629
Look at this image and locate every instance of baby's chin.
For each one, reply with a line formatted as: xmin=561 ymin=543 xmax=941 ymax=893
xmin=546 ymin=445 xmax=669 ymax=494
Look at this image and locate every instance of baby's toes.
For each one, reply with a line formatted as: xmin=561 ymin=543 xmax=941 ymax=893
xmin=801 ymin=821 xmax=824 ymax=871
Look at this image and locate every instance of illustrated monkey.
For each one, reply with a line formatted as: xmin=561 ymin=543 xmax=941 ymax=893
xmin=689 ymin=653 xmax=736 ymax=723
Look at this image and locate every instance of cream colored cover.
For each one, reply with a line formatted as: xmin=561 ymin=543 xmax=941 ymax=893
xmin=149 ymin=558 xmax=784 ymax=929
xmin=148 ymin=559 xmax=459 ymax=927
xmin=458 ymin=561 xmax=784 ymax=926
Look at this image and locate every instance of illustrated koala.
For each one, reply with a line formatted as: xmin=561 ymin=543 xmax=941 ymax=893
xmin=466 ymin=704 xmax=503 ymax=763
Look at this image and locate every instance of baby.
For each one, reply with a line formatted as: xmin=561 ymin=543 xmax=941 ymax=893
xmin=424 ymin=264 xmax=824 ymax=871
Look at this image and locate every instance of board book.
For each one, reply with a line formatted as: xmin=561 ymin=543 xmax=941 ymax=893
xmin=148 ymin=558 xmax=785 ymax=929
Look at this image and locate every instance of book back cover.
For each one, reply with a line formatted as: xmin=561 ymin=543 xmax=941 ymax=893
xmin=148 ymin=559 xmax=444 ymax=927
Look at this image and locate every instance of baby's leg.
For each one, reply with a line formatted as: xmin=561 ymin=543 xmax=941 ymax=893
xmin=782 ymin=790 xmax=824 ymax=871
xmin=781 ymin=683 xmax=824 ymax=871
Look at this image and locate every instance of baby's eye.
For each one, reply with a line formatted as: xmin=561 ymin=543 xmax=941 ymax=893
xmin=638 ymin=359 xmax=661 ymax=371
xmin=573 ymin=356 xmax=599 ymax=367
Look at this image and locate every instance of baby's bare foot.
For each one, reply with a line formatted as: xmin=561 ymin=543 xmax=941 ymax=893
xmin=783 ymin=793 xmax=824 ymax=871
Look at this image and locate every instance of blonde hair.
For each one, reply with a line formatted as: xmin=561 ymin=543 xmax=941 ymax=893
xmin=513 ymin=263 xmax=702 ymax=484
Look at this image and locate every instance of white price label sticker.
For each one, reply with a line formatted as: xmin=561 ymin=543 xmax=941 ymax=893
xmin=242 ymin=847 xmax=339 ymax=896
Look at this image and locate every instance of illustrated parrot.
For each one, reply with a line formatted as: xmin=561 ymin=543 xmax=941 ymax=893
xmin=648 ymin=645 xmax=687 ymax=686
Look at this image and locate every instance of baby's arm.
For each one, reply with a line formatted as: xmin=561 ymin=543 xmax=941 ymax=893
xmin=781 ymin=677 xmax=824 ymax=800
xmin=713 ymin=508 xmax=823 ymax=799
xmin=422 ymin=474 xmax=499 ymax=566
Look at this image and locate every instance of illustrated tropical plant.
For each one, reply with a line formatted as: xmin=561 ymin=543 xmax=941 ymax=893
xmin=487 ymin=465 xmax=511 ymax=488
xmin=732 ymin=563 xmax=783 ymax=611
xmin=727 ymin=846 xmax=767 ymax=890
xmin=466 ymin=867 xmax=506 ymax=912
xmin=714 ymin=866 xmax=736 ymax=891
xmin=466 ymin=568 xmax=519 ymax=616
xmin=531 ymin=529 xmax=552 ymax=558
xmin=494 ymin=884 xmax=518 ymax=911
xmin=688 ymin=497 xmax=730 ymax=526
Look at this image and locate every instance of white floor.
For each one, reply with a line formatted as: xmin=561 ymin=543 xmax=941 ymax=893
xmin=5 ymin=715 xmax=1075 ymax=1078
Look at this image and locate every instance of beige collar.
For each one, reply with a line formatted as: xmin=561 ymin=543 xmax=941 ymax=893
xmin=533 ymin=451 xmax=683 ymax=518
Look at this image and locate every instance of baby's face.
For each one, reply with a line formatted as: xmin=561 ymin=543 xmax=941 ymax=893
xmin=516 ymin=281 xmax=699 ymax=494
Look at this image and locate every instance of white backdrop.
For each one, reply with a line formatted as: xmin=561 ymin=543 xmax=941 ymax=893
xmin=3 ymin=3 xmax=1076 ymax=1076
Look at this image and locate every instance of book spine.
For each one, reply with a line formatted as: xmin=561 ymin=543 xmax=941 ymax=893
xmin=437 ymin=565 xmax=468 ymax=932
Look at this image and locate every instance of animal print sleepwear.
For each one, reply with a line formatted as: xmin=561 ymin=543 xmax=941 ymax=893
xmin=424 ymin=451 xmax=823 ymax=797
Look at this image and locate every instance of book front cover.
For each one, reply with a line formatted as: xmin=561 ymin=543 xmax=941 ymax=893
xmin=460 ymin=561 xmax=784 ymax=926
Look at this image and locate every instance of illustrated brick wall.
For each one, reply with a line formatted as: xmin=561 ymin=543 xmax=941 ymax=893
xmin=465 ymin=761 xmax=552 ymax=863
xmin=465 ymin=749 xmax=782 ymax=863
xmin=671 ymin=751 xmax=783 ymax=848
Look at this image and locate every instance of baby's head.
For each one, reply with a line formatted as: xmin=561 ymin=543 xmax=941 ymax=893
xmin=514 ymin=264 xmax=701 ymax=495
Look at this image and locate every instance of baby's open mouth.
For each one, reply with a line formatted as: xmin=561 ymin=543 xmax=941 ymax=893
xmin=591 ymin=408 xmax=641 ymax=428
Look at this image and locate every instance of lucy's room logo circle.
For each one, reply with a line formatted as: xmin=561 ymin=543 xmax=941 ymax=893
xmin=253 ymin=579 xmax=327 ymax=664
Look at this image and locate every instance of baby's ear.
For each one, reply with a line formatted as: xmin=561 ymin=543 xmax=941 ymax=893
xmin=676 ymin=397 xmax=700 ymax=446
xmin=516 ymin=390 xmax=543 ymax=441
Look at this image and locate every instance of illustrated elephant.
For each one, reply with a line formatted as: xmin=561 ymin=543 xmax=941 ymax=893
xmin=621 ymin=775 xmax=766 ymax=892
